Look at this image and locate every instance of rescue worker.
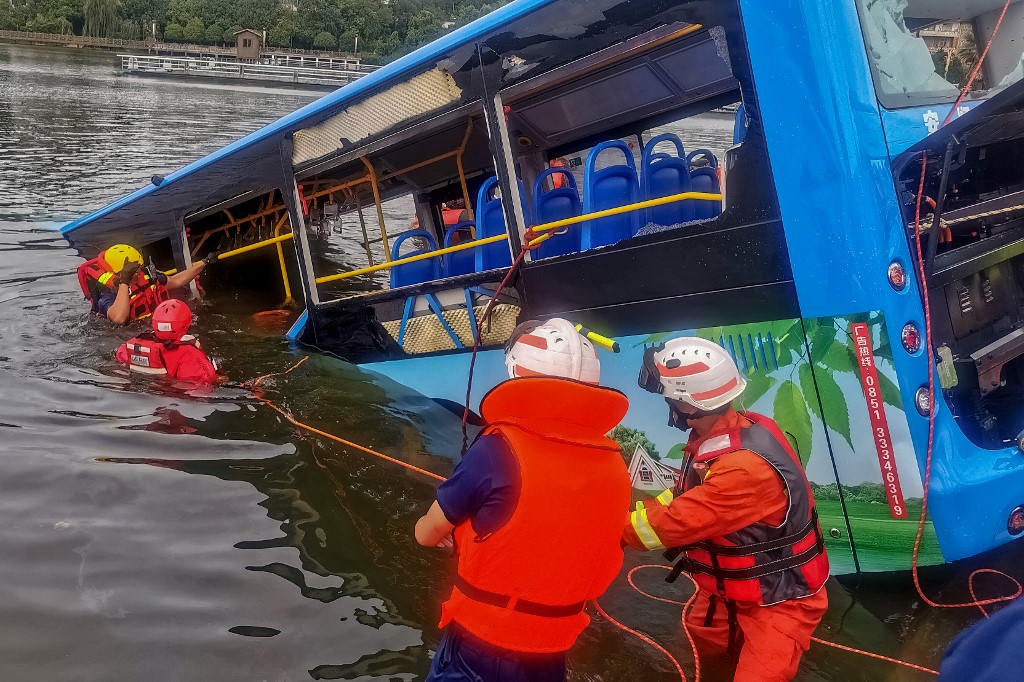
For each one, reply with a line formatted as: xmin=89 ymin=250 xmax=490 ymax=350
xmin=414 ymin=318 xmax=632 ymax=681
xmin=115 ymin=299 xmax=218 ymax=384
xmin=625 ymin=337 xmax=829 ymax=682
xmin=77 ymin=243 xmax=216 ymax=324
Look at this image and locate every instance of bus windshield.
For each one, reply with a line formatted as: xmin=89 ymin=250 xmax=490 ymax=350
xmin=855 ymin=0 xmax=1024 ymax=109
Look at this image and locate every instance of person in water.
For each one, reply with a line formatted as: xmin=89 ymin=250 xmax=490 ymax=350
xmin=625 ymin=337 xmax=829 ymax=682
xmin=77 ymin=243 xmax=216 ymax=324
xmin=115 ymin=299 xmax=218 ymax=384
xmin=414 ymin=318 xmax=632 ymax=682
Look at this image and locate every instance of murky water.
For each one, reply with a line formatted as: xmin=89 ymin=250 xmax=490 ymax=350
xmin=1 ymin=42 xmax=1021 ymax=681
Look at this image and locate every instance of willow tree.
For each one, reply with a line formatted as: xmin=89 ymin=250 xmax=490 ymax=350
xmin=84 ymin=0 xmax=121 ymax=38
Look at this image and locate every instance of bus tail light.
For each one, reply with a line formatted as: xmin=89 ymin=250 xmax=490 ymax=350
xmin=1008 ymin=506 xmax=1024 ymax=536
xmin=902 ymin=323 xmax=922 ymax=354
xmin=888 ymin=261 xmax=907 ymax=291
xmin=915 ymin=387 xmax=931 ymax=416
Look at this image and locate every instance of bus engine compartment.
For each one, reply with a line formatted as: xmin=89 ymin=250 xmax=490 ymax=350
xmin=896 ymin=81 xmax=1024 ymax=447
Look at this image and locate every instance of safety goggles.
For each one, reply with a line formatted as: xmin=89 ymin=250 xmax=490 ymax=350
xmin=637 ymin=343 xmax=666 ymax=394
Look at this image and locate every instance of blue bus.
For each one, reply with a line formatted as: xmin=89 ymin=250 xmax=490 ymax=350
xmin=62 ymin=0 xmax=1024 ymax=575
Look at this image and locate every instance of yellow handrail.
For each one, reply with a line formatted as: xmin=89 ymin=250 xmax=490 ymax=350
xmin=273 ymin=216 xmax=295 ymax=306
xmin=312 ymin=190 xmax=723 ymax=283
xmin=164 ymin=232 xmax=295 ymax=275
xmin=315 ymin=233 xmax=509 ymax=284
xmin=527 ymin=191 xmax=721 ymax=247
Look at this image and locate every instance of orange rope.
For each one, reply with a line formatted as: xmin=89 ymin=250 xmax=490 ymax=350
xmin=910 ymin=154 xmax=1022 ymax=618
xmin=627 ymin=564 xmax=940 ymax=677
xmin=247 ymin=358 xmax=947 ymax=677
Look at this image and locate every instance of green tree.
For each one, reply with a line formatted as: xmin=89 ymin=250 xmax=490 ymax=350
xmin=608 ymin=426 xmax=660 ymax=460
xmin=83 ymin=0 xmax=120 ymax=36
xmin=224 ymin=23 xmax=242 ymax=42
xmin=182 ymin=15 xmax=203 ymax=42
xmin=204 ymin=21 xmax=224 ymax=43
xmin=313 ymin=30 xmax=336 ymax=50
xmin=268 ymin=13 xmax=297 ymax=47
xmin=163 ymin=20 xmax=183 ymax=40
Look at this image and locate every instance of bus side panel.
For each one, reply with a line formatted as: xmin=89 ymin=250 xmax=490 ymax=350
xmin=801 ymin=312 xmax=943 ymax=572
xmin=360 ymin=316 xmax=860 ymax=574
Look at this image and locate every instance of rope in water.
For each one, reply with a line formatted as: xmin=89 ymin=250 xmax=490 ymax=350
xmin=247 ymin=356 xmax=949 ymax=679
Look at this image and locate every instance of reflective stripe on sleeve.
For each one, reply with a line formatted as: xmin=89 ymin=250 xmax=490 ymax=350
xmin=98 ymin=272 xmax=115 ymax=286
xmin=656 ymin=488 xmax=674 ymax=505
xmin=630 ymin=508 xmax=665 ymax=551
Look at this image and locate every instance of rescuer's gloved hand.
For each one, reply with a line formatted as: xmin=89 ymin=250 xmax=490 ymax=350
xmin=202 ymin=251 xmax=220 ymax=266
xmin=117 ymin=261 xmax=141 ymax=285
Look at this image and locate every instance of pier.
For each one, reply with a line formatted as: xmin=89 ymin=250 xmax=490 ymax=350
xmin=119 ymin=54 xmax=376 ymax=88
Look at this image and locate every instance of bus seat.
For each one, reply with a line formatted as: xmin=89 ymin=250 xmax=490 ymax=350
xmin=531 ymin=167 xmax=582 ymax=259
xmin=582 ymin=141 xmax=641 ymax=249
xmin=474 ymin=176 xmax=528 ymax=272
xmin=733 ymin=102 xmax=748 ymax=144
xmin=687 ymin=149 xmax=722 ymax=219
xmin=390 ymin=230 xmax=441 ymax=288
xmin=641 ymin=133 xmax=694 ymax=227
xmin=442 ymin=221 xmax=476 ymax=277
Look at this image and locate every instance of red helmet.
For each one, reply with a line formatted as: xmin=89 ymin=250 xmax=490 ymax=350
xmin=151 ymin=300 xmax=192 ymax=341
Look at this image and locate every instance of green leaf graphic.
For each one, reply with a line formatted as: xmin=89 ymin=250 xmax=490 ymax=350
xmin=737 ymin=371 xmax=776 ymax=411
xmin=800 ymin=364 xmax=853 ymax=448
xmin=879 ymin=371 xmax=904 ymax=409
xmin=821 ymin=341 xmax=856 ymax=373
xmin=774 ymin=380 xmax=813 ymax=466
xmin=776 ymin=322 xmax=806 ymax=367
xmin=809 ymin=324 xmax=836 ymax=362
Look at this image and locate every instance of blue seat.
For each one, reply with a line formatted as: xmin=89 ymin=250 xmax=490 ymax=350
xmin=733 ymin=102 xmax=748 ymax=144
xmin=389 ymin=230 xmax=441 ymax=288
xmin=442 ymin=221 xmax=476 ymax=277
xmin=474 ymin=176 xmax=528 ymax=272
xmin=641 ymin=133 xmax=695 ymax=226
xmin=687 ymin=149 xmax=723 ymax=220
xmin=531 ymin=167 xmax=582 ymax=259
xmin=582 ymin=141 xmax=641 ymax=249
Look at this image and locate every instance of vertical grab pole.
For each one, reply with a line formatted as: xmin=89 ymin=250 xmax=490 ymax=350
xmin=273 ymin=214 xmax=295 ymax=306
xmin=360 ymin=156 xmax=391 ymax=261
xmin=456 ymin=117 xmax=475 ymax=227
xmin=350 ymin=188 xmax=375 ymax=266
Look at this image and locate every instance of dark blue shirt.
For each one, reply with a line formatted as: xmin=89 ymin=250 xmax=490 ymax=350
xmin=436 ymin=434 xmax=521 ymax=537
xmin=91 ymin=272 xmax=168 ymax=316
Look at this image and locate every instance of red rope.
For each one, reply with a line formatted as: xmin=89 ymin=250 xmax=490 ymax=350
xmin=910 ymin=153 xmax=1022 ymax=616
xmin=942 ymin=0 xmax=1013 ymax=127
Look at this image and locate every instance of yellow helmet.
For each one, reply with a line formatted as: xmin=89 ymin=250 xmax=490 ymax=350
xmin=103 ymin=244 xmax=143 ymax=273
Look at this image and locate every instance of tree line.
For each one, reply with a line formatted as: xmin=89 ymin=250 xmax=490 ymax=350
xmin=0 ymin=0 xmax=508 ymax=61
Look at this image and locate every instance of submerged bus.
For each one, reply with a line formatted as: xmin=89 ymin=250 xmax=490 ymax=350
xmin=62 ymin=0 xmax=1024 ymax=575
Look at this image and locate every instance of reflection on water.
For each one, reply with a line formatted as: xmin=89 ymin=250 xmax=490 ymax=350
xmin=1 ymin=40 xmax=1022 ymax=682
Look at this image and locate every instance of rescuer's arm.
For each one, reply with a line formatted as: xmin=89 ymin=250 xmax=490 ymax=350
xmin=624 ymin=452 xmax=788 ymax=551
xmin=415 ymin=501 xmax=455 ymax=548
xmin=105 ymin=283 xmax=133 ymax=324
xmin=165 ymin=260 xmax=207 ymax=290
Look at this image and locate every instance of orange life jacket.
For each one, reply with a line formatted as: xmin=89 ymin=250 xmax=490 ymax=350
xmin=665 ymin=413 xmax=829 ymax=605
xmin=115 ymin=332 xmax=202 ymax=375
xmin=549 ymin=159 xmax=566 ymax=189
xmin=441 ymin=207 xmax=463 ymax=226
xmin=77 ymin=251 xmax=169 ymax=320
xmin=439 ymin=377 xmax=632 ymax=653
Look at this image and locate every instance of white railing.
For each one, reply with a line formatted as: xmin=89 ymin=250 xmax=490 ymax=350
xmin=119 ymin=54 xmax=373 ymax=86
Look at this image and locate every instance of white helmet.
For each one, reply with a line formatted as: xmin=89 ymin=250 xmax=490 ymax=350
xmin=639 ymin=337 xmax=746 ymax=410
xmin=505 ymin=318 xmax=601 ymax=384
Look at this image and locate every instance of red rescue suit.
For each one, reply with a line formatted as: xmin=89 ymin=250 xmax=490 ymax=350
xmin=115 ymin=332 xmax=217 ymax=383
xmin=439 ymin=377 xmax=632 ymax=654
xmin=625 ymin=410 xmax=829 ymax=682
xmin=77 ymin=252 xmax=169 ymax=320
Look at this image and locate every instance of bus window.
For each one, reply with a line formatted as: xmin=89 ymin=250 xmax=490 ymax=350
xmin=854 ymin=0 xmax=1024 ymax=109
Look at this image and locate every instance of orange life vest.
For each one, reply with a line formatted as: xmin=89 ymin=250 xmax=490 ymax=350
xmin=77 ymin=251 xmax=169 ymax=320
xmin=439 ymin=377 xmax=632 ymax=653
xmin=665 ymin=413 xmax=829 ymax=605
xmin=441 ymin=207 xmax=463 ymax=226
xmin=115 ymin=332 xmax=203 ymax=375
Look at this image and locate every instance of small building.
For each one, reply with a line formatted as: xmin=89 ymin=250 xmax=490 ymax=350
xmin=234 ymin=29 xmax=261 ymax=62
